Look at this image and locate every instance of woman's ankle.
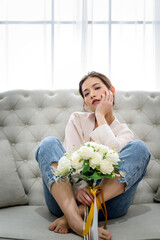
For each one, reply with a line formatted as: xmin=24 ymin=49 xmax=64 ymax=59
xmin=66 ymin=211 xmax=84 ymax=236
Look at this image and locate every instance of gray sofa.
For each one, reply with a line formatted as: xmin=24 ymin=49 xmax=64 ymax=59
xmin=0 ymin=89 xmax=160 ymax=240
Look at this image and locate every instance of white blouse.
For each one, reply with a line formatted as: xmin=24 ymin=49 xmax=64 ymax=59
xmin=63 ymin=111 xmax=134 ymax=153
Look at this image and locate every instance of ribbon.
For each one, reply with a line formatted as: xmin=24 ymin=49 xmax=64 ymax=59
xmin=82 ymin=186 xmax=107 ymax=237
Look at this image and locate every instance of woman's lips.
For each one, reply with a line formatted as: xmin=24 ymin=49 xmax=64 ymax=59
xmin=92 ymin=99 xmax=100 ymax=104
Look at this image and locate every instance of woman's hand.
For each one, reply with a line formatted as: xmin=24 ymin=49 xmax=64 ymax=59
xmin=76 ymin=187 xmax=94 ymax=206
xmin=95 ymin=89 xmax=114 ymax=118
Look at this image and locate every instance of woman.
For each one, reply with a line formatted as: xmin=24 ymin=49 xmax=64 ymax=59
xmin=35 ymin=72 xmax=151 ymax=240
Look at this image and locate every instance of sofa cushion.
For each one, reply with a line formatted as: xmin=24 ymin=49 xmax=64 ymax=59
xmin=154 ymin=186 xmax=160 ymax=202
xmin=0 ymin=204 xmax=159 ymax=240
xmin=0 ymin=140 xmax=28 ymax=208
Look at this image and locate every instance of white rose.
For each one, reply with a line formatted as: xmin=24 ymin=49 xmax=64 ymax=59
xmin=71 ymin=151 xmax=83 ymax=170
xmin=89 ymin=152 xmax=102 ymax=169
xmin=85 ymin=142 xmax=100 ymax=151
xmin=105 ymin=149 xmax=120 ymax=165
xmin=98 ymin=144 xmax=109 ymax=155
xmin=78 ymin=146 xmax=94 ymax=159
xmin=56 ymin=156 xmax=71 ymax=175
xmin=100 ymin=160 xmax=114 ymax=174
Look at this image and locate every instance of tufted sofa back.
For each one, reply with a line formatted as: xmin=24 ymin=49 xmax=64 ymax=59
xmin=0 ymin=90 xmax=159 ymax=205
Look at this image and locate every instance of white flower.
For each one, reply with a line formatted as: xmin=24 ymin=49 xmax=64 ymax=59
xmin=78 ymin=146 xmax=94 ymax=159
xmin=71 ymin=151 xmax=83 ymax=170
xmin=89 ymin=152 xmax=102 ymax=169
xmin=56 ymin=156 xmax=71 ymax=176
xmin=105 ymin=149 xmax=120 ymax=165
xmin=85 ymin=142 xmax=100 ymax=151
xmin=100 ymin=160 xmax=114 ymax=174
xmin=98 ymin=144 xmax=109 ymax=155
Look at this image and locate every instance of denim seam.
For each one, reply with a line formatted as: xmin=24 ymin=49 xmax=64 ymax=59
xmin=38 ymin=147 xmax=55 ymax=190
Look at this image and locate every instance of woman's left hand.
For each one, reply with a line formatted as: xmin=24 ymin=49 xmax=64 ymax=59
xmin=76 ymin=187 xmax=94 ymax=206
xmin=95 ymin=89 xmax=113 ymax=117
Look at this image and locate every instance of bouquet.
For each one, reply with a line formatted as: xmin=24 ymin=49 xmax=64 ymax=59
xmin=52 ymin=142 xmax=120 ymax=239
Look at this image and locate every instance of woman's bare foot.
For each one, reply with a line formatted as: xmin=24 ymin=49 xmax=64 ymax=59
xmin=49 ymin=215 xmax=70 ymax=234
xmin=66 ymin=210 xmax=112 ymax=240
xmin=98 ymin=227 xmax=112 ymax=240
xmin=48 ymin=211 xmax=112 ymax=239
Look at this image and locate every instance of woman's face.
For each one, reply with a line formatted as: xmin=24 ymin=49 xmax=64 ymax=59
xmin=81 ymin=77 xmax=111 ymax=112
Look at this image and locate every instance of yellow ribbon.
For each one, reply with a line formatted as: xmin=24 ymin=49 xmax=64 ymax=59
xmin=82 ymin=186 xmax=107 ymax=236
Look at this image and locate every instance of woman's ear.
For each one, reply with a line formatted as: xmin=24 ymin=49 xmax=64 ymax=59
xmin=110 ymin=86 xmax=115 ymax=96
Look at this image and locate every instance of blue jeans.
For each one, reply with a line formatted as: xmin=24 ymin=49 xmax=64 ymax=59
xmin=35 ymin=137 xmax=151 ymax=220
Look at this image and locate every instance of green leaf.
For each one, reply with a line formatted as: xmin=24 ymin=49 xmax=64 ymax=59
xmin=89 ymin=171 xmax=102 ymax=180
xmin=82 ymin=160 xmax=90 ymax=174
xmin=114 ymin=165 xmax=120 ymax=170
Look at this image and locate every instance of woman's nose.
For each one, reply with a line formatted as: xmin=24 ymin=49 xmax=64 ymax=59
xmin=90 ymin=90 xmax=96 ymax=98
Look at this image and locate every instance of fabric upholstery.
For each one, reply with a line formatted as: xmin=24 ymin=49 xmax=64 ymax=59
xmin=0 ymin=206 xmax=81 ymax=240
xmin=0 ymin=204 xmax=159 ymax=240
xmin=154 ymin=187 xmax=160 ymax=202
xmin=0 ymin=90 xmax=160 ymax=206
xmin=0 ymin=140 xmax=28 ymax=207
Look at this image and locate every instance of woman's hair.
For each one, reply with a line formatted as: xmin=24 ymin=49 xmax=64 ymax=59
xmin=79 ymin=71 xmax=112 ymax=98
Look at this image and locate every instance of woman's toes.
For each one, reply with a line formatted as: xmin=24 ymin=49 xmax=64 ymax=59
xmin=48 ymin=216 xmax=70 ymax=234
xmin=59 ymin=228 xmax=65 ymax=234
xmin=54 ymin=226 xmax=61 ymax=233
xmin=63 ymin=228 xmax=68 ymax=234
xmin=48 ymin=222 xmax=56 ymax=231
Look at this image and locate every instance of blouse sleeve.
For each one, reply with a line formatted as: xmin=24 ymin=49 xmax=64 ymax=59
xmin=63 ymin=112 xmax=84 ymax=153
xmin=89 ymin=122 xmax=134 ymax=153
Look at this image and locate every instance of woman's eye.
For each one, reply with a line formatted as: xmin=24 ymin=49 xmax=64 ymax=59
xmin=84 ymin=92 xmax=89 ymax=97
xmin=95 ymin=87 xmax=101 ymax=90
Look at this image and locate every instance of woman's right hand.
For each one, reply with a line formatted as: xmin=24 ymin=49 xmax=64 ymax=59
xmin=76 ymin=187 xmax=94 ymax=206
xmin=95 ymin=89 xmax=114 ymax=118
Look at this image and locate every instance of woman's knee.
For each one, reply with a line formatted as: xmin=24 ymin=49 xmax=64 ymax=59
xmin=35 ymin=136 xmax=61 ymax=161
xmin=119 ymin=140 xmax=151 ymax=190
xmin=122 ymin=140 xmax=151 ymax=163
xmin=129 ymin=140 xmax=151 ymax=164
xmin=39 ymin=136 xmax=61 ymax=150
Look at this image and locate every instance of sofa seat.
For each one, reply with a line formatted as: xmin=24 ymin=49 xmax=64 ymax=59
xmin=0 ymin=204 xmax=159 ymax=240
